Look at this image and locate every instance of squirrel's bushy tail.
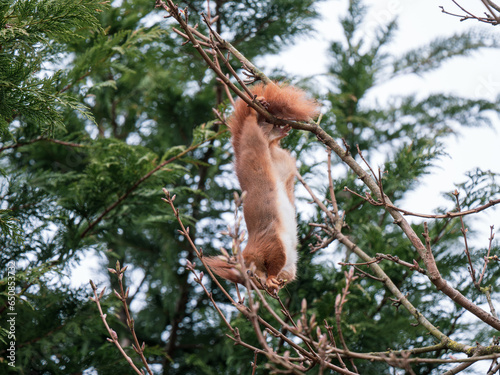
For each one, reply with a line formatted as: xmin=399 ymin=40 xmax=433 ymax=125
xmin=229 ymin=83 xmax=320 ymax=156
xmin=204 ymin=256 xmax=245 ymax=285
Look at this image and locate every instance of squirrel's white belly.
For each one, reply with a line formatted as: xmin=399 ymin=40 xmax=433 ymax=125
xmin=275 ymin=179 xmax=298 ymax=276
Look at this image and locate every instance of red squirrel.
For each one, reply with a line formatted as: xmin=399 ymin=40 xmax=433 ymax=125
xmin=204 ymin=83 xmax=319 ymax=293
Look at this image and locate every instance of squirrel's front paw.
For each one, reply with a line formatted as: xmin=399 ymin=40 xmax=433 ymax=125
xmin=265 ymin=276 xmax=284 ymax=295
xmin=255 ymin=96 xmax=270 ymax=110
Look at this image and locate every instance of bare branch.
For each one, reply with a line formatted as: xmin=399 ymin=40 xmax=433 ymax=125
xmin=478 ymin=225 xmax=496 ymax=286
xmin=453 ymin=190 xmax=477 ymax=285
xmin=335 ymin=268 xmax=359 ymax=373
xmin=89 ymin=278 xmax=152 ymax=375
xmin=440 ymin=0 xmax=500 ymax=25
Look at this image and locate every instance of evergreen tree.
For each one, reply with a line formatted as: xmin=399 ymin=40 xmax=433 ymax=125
xmin=0 ymin=0 xmax=499 ymax=374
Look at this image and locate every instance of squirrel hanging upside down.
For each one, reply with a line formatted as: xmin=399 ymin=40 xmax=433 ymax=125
xmin=204 ymin=83 xmax=320 ymax=294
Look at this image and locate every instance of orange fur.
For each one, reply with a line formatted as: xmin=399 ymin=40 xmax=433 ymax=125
xmin=205 ymin=83 xmax=319 ymax=293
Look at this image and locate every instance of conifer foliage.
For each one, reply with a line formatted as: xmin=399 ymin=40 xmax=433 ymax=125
xmin=0 ymin=0 xmax=499 ymax=374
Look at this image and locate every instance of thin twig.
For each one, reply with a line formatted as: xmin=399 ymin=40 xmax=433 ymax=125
xmin=326 ymin=148 xmax=341 ymax=226
xmin=453 ymin=190 xmax=477 ymax=285
xmin=324 ymin=320 xmax=348 ymax=369
xmin=251 ymin=351 xmax=259 ymax=375
xmin=481 ymin=0 xmax=500 ymax=22
xmin=488 ymin=360 xmax=500 ymax=375
xmin=335 ymin=268 xmax=359 ymax=373
xmin=343 ymin=186 xmax=500 ymax=220
xmin=351 ymin=265 xmax=386 ymax=282
xmin=162 ymin=188 xmax=238 ymax=305
xmin=478 ymin=225 xmax=495 ymax=286
xmin=440 ymin=0 xmax=500 ymax=25
xmin=108 ymin=262 xmax=154 ymax=375
xmin=341 ymin=254 xmax=427 ymax=275
xmin=89 ymin=280 xmax=147 ymax=375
